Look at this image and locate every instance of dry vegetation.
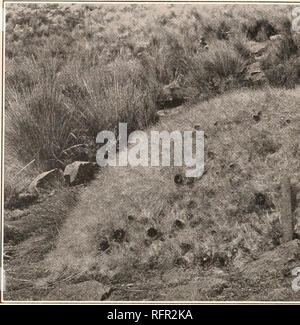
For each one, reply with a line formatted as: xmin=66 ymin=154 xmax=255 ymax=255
xmin=42 ymin=87 xmax=300 ymax=301
xmin=3 ymin=3 xmax=300 ymax=300
xmin=5 ymin=3 xmax=300 ymax=198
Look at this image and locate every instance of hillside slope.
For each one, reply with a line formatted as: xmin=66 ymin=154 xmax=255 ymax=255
xmin=18 ymin=87 xmax=297 ymax=301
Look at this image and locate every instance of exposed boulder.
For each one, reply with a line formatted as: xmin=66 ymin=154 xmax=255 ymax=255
xmin=244 ymin=62 xmax=267 ymax=85
xmin=246 ymin=41 xmax=269 ymax=56
xmin=174 ymin=219 xmax=185 ymax=229
xmin=270 ymin=34 xmax=282 ymax=41
xmin=28 ymin=168 xmax=63 ymax=192
xmin=63 ymin=161 xmax=98 ymax=186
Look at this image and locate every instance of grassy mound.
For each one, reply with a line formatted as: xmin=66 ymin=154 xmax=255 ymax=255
xmin=42 ymin=87 xmax=300 ymax=290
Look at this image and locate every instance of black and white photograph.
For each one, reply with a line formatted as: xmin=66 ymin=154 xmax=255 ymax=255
xmin=1 ymin=0 xmax=300 ymax=304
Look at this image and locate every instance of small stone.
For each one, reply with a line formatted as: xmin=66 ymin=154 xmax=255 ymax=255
xmin=174 ymin=219 xmax=185 ymax=229
xmin=270 ymin=34 xmax=282 ymax=41
xmin=64 ymin=161 xmax=98 ymax=186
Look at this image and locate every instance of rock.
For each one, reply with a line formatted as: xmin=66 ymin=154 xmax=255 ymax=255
xmin=246 ymin=41 xmax=268 ymax=55
xmin=45 ymin=281 xmax=112 ymax=301
xmin=63 ymin=161 xmax=98 ymax=185
xmin=174 ymin=219 xmax=185 ymax=229
xmin=4 ymin=224 xmax=25 ymax=244
xmin=270 ymin=34 xmax=282 ymax=41
xmin=244 ymin=62 xmax=267 ymax=85
xmin=156 ymin=110 xmax=167 ymax=117
xmin=28 ymin=168 xmax=63 ymax=192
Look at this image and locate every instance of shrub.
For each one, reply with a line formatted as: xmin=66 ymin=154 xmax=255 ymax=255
xmin=264 ymin=57 xmax=300 ymax=89
xmin=187 ymin=41 xmax=246 ymax=98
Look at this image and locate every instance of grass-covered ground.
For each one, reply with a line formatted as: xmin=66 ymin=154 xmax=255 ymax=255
xmin=5 ymin=86 xmax=300 ymax=301
xmin=3 ymin=3 xmax=300 ymax=301
xmin=5 ymin=3 xmax=300 ymax=200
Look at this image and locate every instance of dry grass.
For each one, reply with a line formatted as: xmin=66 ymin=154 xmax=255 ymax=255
xmin=5 ymin=4 xmax=300 ymax=201
xmin=42 ymin=87 xmax=300 ymax=287
xmin=4 ymin=3 xmax=300 ymax=300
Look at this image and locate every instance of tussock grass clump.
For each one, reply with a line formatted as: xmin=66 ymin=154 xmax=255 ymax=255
xmin=187 ymin=41 xmax=246 ymax=98
xmin=6 ymin=84 xmax=74 ymax=170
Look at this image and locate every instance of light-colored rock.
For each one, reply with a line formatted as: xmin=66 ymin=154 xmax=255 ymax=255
xmin=270 ymin=34 xmax=282 ymax=41
xmin=28 ymin=168 xmax=63 ymax=192
xmin=246 ymin=41 xmax=268 ymax=55
xmin=244 ymin=62 xmax=267 ymax=85
xmin=64 ymin=161 xmax=98 ymax=185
